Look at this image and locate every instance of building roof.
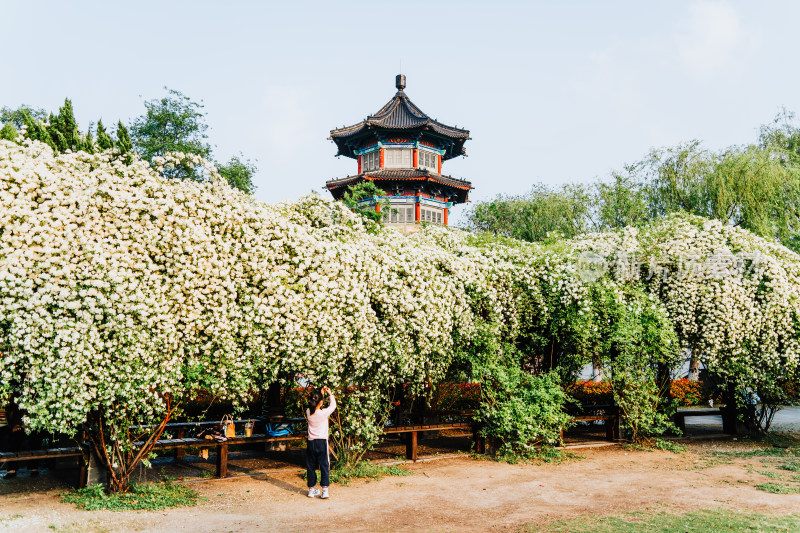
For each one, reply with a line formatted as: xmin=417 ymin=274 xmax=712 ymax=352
xmin=330 ymin=75 xmax=470 ymax=161
xmin=326 ymin=168 xmax=472 ymax=204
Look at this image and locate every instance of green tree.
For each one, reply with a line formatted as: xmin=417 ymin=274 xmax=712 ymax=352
xmin=56 ymin=99 xmax=79 ymax=149
xmin=96 ymin=119 xmax=114 ymax=150
xmin=641 ymin=141 xmax=800 ymax=252
xmin=2 ymin=100 xmax=99 ymax=155
xmin=596 ymin=170 xmax=649 ymax=230
xmin=758 ymin=107 xmax=800 ymax=165
xmin=0 ymin=123 xmax=16 ymax=141
xmin=466 ymin=183 xmax=595 ymax=242
xmin=468 ymin=118 xmax=800 ymax=254
xmin=217 ymin=154 xmax=257 ymax=194
xmin=116 ymin=121 xmax=133 ymax=164
xmin=342 ymin=181 xmax=389 ymax=223
xmin=130 ymin=88 xmax=211 ymax=180
xmin=21 ymin=112 xmax=57 ymax=151
xmin=0 ymin=105 xmax=47 ymax=128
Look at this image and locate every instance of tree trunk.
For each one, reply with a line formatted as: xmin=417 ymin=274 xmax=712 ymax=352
xmin=263 ymin=381 xmax=284 ymax=419
xmin=592 ymin=360 xmax=603 ymax=382
xmin=687 ymin=350 xmax=700 ymax=381
xmin=85 ymin=401 xmax=174 ymax=493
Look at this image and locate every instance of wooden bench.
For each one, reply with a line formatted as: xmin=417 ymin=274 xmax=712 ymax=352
xmin=147 ymin=416 xmax=475 ymax=473
xmin=562 ymin=405 xmax=621 ymax=442
xmin=2 ymin=414 xmax=474 ymax=485
xmin=132 ymin=419 xmax=281 ymax=462
xmin=0 ymin=446 xmax=88 ymax=486
xmin=383 ymin=421 xmax=475 ymax=461
xmin=143 ymin=433 xmax=305 ymax=478
xmin=673 ymin=408 xmax=724 ymax=433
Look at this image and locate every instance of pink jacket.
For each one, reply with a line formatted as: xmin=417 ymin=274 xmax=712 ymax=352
xmin=306 ymin=393 xmax=336 ymax=440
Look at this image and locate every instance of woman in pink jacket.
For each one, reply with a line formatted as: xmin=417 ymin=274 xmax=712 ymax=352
xmin=306 ymin=387 xmax=336 ymax=499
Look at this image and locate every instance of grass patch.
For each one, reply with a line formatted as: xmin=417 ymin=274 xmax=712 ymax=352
xmin=652 ymin=439 xmax=687 ymax=453
xmin=710 ymin=447 xmax=798 ymax=458
xmin=754 ymin=469 xmax=782 ymax=479
xmin=313 ymin=462 xmax=411 ymax=486
xmin=754 ymin=482 xmax=800 ymax=494
xmin=623 ymin=439 xmax=686 ymax=454
xmin=480 ymin=446 xmax=581 ymax=465
xmin=61 ymin=482 xmax=198 ymax=511
xmin=777 ymin=461 xmax=800 ymax=472
xmin=535 ymin=508 xmax=800 ymax=532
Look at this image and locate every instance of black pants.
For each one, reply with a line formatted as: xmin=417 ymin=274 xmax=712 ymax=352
xmin=305 ymin=439 xmax=330 ymax=487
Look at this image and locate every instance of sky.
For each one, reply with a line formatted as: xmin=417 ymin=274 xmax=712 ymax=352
xmin=4 ymin=1 xmax=800 ymax=224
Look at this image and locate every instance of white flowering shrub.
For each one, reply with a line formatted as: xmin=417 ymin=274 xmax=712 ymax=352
xmin=0 ymin=140 xmax=518 ymax=488
xmin=3 ymin=139 xmax=800 ymax=488
xmin=566 ymin=216 xmax=800 ymax=433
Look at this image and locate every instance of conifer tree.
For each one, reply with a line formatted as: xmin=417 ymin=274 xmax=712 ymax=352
xmin=0 ymin=123 xmax=16 ymax=141
xmin=57 ymin=99 xmax=79 ymax=149
xmin=81 ymin=128 xmax=95 ymax=154
xmin=96 ymin=119 xmax=114 ymax=150
xmin=23 ymin=113 xmax=57 ymax=151
xmin=116 ymin=121 xmax=133 ymax=164
xmin=48 ymin=113 xmax=68 ymax=152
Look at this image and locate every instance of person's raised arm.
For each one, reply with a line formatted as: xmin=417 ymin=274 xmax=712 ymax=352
xmin=320 ymin=387 xmax=336 ymax=415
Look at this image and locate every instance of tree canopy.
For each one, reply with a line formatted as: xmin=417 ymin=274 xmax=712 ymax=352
xmin=466 ymin=113 xmax=800 ymax=253
xmin=130 ymin=87 xmax=256 ymax=193
xmin=1 ymin=91 xmax=257 ymax=195
xmin=130 ymin=88 xmax=212 ymax=174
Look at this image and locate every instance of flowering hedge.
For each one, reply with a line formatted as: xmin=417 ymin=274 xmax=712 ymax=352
xmin=0 ymin=139 xmax=540 ymax=483
xmin=2 ymin=138 xmax=799 ymax=487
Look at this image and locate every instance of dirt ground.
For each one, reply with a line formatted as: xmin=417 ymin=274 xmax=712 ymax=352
xmin=2 ymin=434 xmax=800 ymax=533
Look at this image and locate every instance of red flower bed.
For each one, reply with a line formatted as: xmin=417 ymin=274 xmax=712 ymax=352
xmin=430 ymin=382 xmax=481 ymax=411
xmin=567 ymin=379 xmax=708 ymax=406
xmin=567 ymin=380 xmax=613 ymax=404
xmin=670 ymin=378 xmax=707 ymax=407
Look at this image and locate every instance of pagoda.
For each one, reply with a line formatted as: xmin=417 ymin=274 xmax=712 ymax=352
xmin=326 ymin=74 xmax=472 ymax=230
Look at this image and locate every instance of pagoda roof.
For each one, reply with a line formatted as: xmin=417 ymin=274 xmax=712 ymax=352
xmin=330 ymin=75 xmax=470 ymax=160
xmin=326 ymin=168 xmax=472 ymax=204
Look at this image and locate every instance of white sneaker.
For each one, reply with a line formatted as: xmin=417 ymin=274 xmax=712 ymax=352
xmin=307 ymin=487 xmax=320 ymax=498
xmin=320 ymin=487 xmax=329 ymax=499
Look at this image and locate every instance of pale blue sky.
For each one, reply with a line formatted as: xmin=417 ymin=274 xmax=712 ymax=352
xmin=4 ymin=1 xmax=800 ymax=223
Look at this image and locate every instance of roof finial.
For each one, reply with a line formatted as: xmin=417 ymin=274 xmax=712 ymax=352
xmin=396 ymin=74 xmax=406 ymax=92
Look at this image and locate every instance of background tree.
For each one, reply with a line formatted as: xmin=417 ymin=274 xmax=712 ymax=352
xmin=95 ymin=119 xmax=114 ymax=150
xmin=2 ymin=101 xmax=98 ymax=155
xmin=0 ymin=122 xmax=16 ymax=141
xmin=0 ymin=105 xmax=47 ymax=128
xmin=130 ymin=87 xmax=257 ymax=193
xmin=342 ymin=181 xmax=390 ymax=223
xmin=217 ymin=154 xmax=257 ymax=194
xmin=465 ymin=183 xmax=594 ymax=241
xmin=116 ymin=121 xmax=133 ymax=164
xmin=130 ymin=88 xmax=212 ymax=181
xmin=596 ymin=170 xmax=649 ymax=230
xmin=468 ymin=112 xmax=800 ymax=256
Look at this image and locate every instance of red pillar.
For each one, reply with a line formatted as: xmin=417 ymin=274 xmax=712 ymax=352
xmin=413 ymin=148 xmax=419 ymax=168
xmin=437 ymin=155 xmax=442 ymax=174
xmin=379 ymin=148 xmax=384 ymax=168
xmin=443 ymin=206 xmax=449 ymax=226
xmin=415 ymin=197 xmax=421 ymax=223
xmin=375 ymin=201 xmax=381 ymax=214
xmin=358 ymin=155 xmax=362 ymax=174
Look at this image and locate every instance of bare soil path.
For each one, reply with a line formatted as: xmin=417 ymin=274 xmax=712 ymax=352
xmin=2 ymin=440 xmax=800 ymax=533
